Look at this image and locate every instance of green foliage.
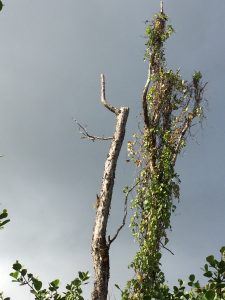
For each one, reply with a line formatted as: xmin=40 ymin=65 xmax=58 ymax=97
xmin=0 ymin=209 xmax=10 ymax=230
xmin=124 ymin=10 xmax=206 ymax=299
xmin=0 ymin=210 xmax=10 ymax=300
xmin=10 ymin=261 xmax=89 ymax=300
xmin=170 ymin=246 xmax=225 ymax=300
xmin=0 ymin=210 xmax=88 ymax=300
xmin=120 ymin=247 xmax=225 ymax=300
xmin=0 ymin=4 xmax=216 ymax=300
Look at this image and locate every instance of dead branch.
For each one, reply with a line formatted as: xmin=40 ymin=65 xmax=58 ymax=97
xmin=74 ymin=119 xmax=113 ymax=141
xmin=108 ymin=182 xmax=138 ymax=246
xmin=160 ymin=0 xmax=164 ymax=14
xmin=172 ymin=117 xmax=191 ymax=164
xmin=172 ymin=82 xmax=206 ymax=165
xmin=142 ymin=63 xmax=151 ymax=128
xmin=91 ymin=74 xmax=129 ymax=300
xmin=100 ymin=74 xmax=119 ymax=115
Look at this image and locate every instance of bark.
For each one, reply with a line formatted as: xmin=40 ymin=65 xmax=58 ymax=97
xmin=91 ymin=74 xmax=129 ymax=300
xmin=160 ymin=0 xmax=164 ymax=14
xmin=142 ymin=63 xmax=151 ymax=128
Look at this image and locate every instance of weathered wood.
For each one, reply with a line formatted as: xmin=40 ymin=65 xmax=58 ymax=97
xmin=160 ymin=0 xmax=164 ymax=14
xmin=91 ymin=74 xmax=129 ymax=300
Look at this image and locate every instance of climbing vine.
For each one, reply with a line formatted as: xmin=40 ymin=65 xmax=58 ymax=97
xmin=123 ymin=9 xmax=206 ymax=299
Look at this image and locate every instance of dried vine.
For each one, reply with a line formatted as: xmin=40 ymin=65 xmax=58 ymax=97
xmin=123 ymin=7 xmax=206 ymax=299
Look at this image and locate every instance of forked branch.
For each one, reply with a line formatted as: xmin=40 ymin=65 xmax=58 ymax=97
xmin=74 ymin=119 xmax=113 ymax=141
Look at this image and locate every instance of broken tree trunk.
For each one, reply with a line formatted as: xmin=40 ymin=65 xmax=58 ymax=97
xmin=91 ymin=74 xmax=129 ymax=300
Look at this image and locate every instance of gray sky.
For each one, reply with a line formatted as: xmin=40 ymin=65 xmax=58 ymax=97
xmin=0 ymin=0 xmax=225 ymax=299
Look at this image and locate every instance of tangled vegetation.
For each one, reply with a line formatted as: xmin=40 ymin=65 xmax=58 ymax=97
xmin=123 ymin=10 xmax=206 ymax=299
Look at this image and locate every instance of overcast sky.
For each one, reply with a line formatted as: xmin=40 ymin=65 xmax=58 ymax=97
xmin=0 ymin=0 xmax=225 ymax=299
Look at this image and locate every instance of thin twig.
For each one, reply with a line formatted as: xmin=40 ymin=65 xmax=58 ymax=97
xmin=74 ymin=119 xmax=113 ymax=141
xmin=108 ymin=182 xmax=138 ymax=246
xmin=160 ymin=241 xmax=174 ymax=255
xmin=172 ymin=117 xmax=191 ymax=164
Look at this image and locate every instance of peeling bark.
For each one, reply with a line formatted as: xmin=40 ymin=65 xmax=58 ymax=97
xmin=91 ymin=74 xmax=129 ymax=300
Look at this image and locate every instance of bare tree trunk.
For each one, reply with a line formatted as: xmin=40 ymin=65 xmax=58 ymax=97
xmin=91 ymin=75 xmax=129 ymax=300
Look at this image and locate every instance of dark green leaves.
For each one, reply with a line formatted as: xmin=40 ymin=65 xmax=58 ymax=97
xmin=32 ymin=278 xmax=42 ymax=291
xmin=10 ymin=261 xmax=89 ymax=300
xmin=204 ymin=271 xmax=213 ymax=278
xmin=9 ymin=271 xmax=19 ymax=280
xmin=206 ymin=255 xmax=216 ymax=267
xmin=50 ymin=279 xmax=60 ymax=290
xmin=220 ymin=246 xmax=225 ymax=254
xmin=115 ymin=283 xmax=121 ymax=291
xmin=12 ymin=261 xmax=22 ymax=271
xmin=0 ymin=210 xmax=8 ymax=219
xmin=189 ymin=274 xmax=195 ymax=282
xmin=0 ymin=209 xmax=10 ymax=229
xmin=78 ymin=271 xmax=89 ymax=282
xmin=0 ymin=1 xmax=3 ymax=12
xmin=205 ymin=290 xmax=216 ymax=300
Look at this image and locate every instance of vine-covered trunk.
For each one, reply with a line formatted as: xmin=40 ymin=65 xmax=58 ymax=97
xmin=124 ymin=3 xmax=206 ymax=299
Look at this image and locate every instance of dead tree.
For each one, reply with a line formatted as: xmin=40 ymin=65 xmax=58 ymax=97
xmin=82 ymin=74 xmax=129 ymax=300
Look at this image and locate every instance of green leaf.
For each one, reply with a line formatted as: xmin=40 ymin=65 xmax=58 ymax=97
xmin=203 ymin=271 xmax=213 ymax=278
xmin=178 ymin=279 xmax=184 ymax=286
xmin=32 ymin=278 xmax=42 ymax=291
xmin=21 ymin=269 xmax=27 ymax=276
xmin=115 ymin=284 xmax=121 ymax=291
xmin=194 ymin=281 xmax=200 ymax=288
xmin=50 ymin=279 xmax=60 ymax=288
xmin=218 ymin=260 xmax=225 ymax=270
xmin=10 ymin=271 xmax=19 ymax=280
xmin=204 ymin=263 xmax=209 ymax=271
xmin=189 ymin=274 xmax=195 ymax=282
xmin=205 ymin=290 xmax=215 ymax=300
xmin=71 ymin=278 xmax=81 ymax=288
xmin=0 ymin=210 xmax=8 ymax=219
xmin=206 ymin=255 xmax=216 ymax=267
xmin=0 ymin=220 xmax=10 ymax=227
xmin=27 ymin=273 xmax=33 ymax=279
xmin=12 ymin=261 xmax=22 ymax=271
xmin=173 ymin=286 xmax=178 ymax=292
xmin=78 ymin=272 xmax=85 ymax=280
xmin=220 ymin=246 xmax=225 ymax=254
xmin=83 ymin=271 xmax=90 ymax=281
